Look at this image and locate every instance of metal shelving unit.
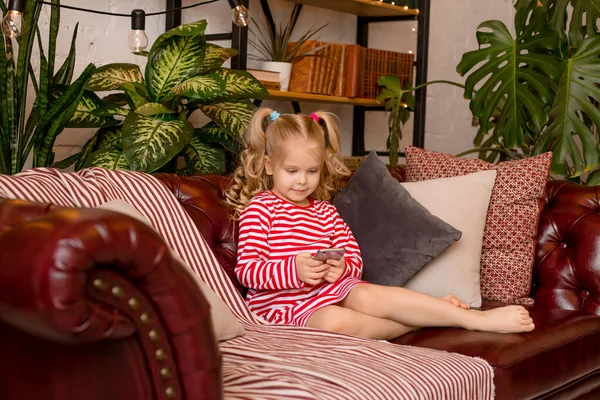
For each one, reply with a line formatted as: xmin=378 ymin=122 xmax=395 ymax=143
xmin=166 ymin=0 xmax=430 ymax=154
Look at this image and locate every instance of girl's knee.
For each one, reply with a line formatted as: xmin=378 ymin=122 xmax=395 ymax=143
xmin=309 ymin=307 xmax=355 ymax=334
xmin=345 ymin=283 xmax=379 ymax=307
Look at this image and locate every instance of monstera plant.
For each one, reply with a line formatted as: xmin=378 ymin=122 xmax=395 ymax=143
xmin=379 ymin=0 xmax=600 ymax=183
xmin=60 ymin=19 xmax=268 ymax=174
xmin=0 ymin=0 xmax=96 ymax=174
xmin=457 ymin=0 xmax=600 ymax=183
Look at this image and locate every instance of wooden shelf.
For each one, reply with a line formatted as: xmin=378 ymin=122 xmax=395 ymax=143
xmin=289 ymin=0 xmax=419 ymax=18
xmin=267 ymin=90 xmax=381 ymax=106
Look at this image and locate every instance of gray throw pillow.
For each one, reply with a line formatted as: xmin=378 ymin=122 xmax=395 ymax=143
xmin=334 ymin=151 xmax=462 ymax=286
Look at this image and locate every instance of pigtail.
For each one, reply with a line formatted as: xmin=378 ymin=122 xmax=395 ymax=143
xmin=225 ymin=108 xmax=275 ymax=218
xmin=311 ymin=111 xmax=351 ymax=200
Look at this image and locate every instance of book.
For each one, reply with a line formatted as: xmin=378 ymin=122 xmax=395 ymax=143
xmin=247 ymin=69 xmax=281 ymax=83
xmin=316 ymin=45 xmax=331 ymax=94
xmin=287 ymin=40 xmax=322 ymax=93
xmin=259 ymin=80 xmax=281 ymax=91
xmin=344 ymin=44 xmax=366 ymax=98
xmin=334 ymin=45 xmax=348 ymax=97
xmin=325 ymin=44 xmax=341 ymax=95
xmin=311 ymin=44 xmax=324 ymax=93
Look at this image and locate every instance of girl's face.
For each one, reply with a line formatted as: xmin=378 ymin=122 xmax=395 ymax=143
xmin=265 ymin=138 xmax=323 ymax=206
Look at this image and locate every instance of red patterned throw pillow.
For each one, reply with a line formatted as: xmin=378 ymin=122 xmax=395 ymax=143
xmin=405 ymin=146 xmax=552 ymax=304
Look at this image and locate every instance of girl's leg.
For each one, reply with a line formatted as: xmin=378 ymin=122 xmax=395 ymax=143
xmin=306 ymin=305 xmax=418 ymax=340
xmin=340 ymin=284 xmax=535 ymax=334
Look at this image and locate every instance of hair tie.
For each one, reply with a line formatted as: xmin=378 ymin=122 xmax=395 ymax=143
xmin=270 ymin=110 xmax=280 ymax=121
xmin=310 ymin=112 xmax=319 ymax=122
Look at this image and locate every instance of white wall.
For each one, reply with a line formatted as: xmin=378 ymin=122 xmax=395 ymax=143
xmin=39 ymin=0 xmax=515 ymax=163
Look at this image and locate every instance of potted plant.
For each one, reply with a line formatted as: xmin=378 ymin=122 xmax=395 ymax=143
xmin=376 ymin=76 xmax=462 ymax=168
xmin=56 ymin=19 xmax=269 ymax=175
xmin=0 ymin=0 xmax=96 ymax=175
xmin=248 ymin=0 xmax=329 ymax=91
xmin=378 ymin=0 xmax=600 ymax=185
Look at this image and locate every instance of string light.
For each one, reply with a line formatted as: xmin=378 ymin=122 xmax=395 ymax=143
xmin=2 ymin=0 xmax=250 ymax=43
xmin=129 ymin=9 xmax=149 ymax=52
xmin=1 ymin=0 xmax=24 ymax=38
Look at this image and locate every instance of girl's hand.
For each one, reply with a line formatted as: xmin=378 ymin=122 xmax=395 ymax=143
xmin=296 ymin=252 xmax=330 ymax=286
xmin=323 ymin=257 xmax=346 ymax=283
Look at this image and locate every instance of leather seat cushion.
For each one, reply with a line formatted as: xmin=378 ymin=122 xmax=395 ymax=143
xmin=392 ymin=306 xmax=600 ymax=399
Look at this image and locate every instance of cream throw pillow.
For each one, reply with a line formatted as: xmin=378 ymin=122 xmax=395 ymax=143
xmin=401 ymin=170 xmax=497 ymax=307
xmin=97 ymin=199 xmax=244 ymax=341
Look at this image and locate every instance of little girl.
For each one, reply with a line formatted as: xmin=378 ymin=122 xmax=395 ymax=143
xmin=226 ymin=108 xmax=535 ymax=340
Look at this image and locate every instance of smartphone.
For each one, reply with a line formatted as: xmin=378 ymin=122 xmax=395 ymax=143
xmin=313 ymin=248 xmax=346 ymax=262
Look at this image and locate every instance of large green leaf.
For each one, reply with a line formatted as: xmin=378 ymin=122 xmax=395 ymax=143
xmin=213 ymin=68 xmax=269 ymax=100
xmin=198 ymin=43 xmax=238 ymax=74
xmin=457 ymin=7 xmax=563 ymax=149
xmin=545 ymin=0 xmax=600 ymax=48
xmin=194 ymin=122 xmax=238 ymax=152
xmin=172 ymin=73 xmax=226 ymax=100
xmin=135 ymin=103 xmax=179 ymax=116
xmin=85 ymin=147 xmax=130 ymax=170
xmin=533 ymin=35 xmax=600 ymax=177
xmin=101 ymin=93 xmax=130 ymax=107
xmin=146 ymin=34 xmax=207 ymax=103
xmin=65 ymin=90 xmax=120 ymax=128
xmin=47 ymin=0 xmax=59 ymax=91
xmin=150 ymin=20 xmax=207 ymax=54
xmin=199 ymin=99 xmax=255 ymax=138
xmin=183 ymin=139 xmax=226 ymax=175
xmin=74 ymin=125 xmax=123 ymax=170
xmin=86 ymin=64 xmax=144 ymax=91
xmin=53 ymin=22 xmax=78 ymax=85
xmin=0 ymin=35 xmax=16 ymax=173
xmin=122 ymin=113 xmax=194 ymax=172
xmin=120 ymin=82 xmax=150 ymax=108
xmin=50 ymin=151 xmax=81 ymax=169
xmin=94 ymin=125 xmax=123 ymax=150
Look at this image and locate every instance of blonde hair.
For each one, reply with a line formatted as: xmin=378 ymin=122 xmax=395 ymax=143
xmin=226 ymin=108 xmax=350 ymax=218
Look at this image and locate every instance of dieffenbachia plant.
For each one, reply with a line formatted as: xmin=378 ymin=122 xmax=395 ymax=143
xmin=59 ymin=19 xmax=268 ymax=174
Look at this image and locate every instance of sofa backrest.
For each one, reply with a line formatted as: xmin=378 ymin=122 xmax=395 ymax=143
xmin=155 ymin=172 xmax=600 ymax=314
xmin=534 ymin=180 xmax=600 ymax=314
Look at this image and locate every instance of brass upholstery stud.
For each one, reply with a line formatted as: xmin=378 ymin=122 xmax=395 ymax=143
xmin=160 ymin=367 xmax=172 ymax=379
xmin=111 ymin=285 xmax=125 ymax=298
xmin=128 ymin=297 xmax=140 ymax=310
xmin=140 ymin=312 xmax=152 ymax=325
xmin=148 ymin=329 xmax=160 ymax=341
xmin=165 ymin=386 xmax=176 ymax=399
xmin=92 ymin=279 xmax=107 ymax=290
xmin=155 ymin=348 xmax=167 ymax=360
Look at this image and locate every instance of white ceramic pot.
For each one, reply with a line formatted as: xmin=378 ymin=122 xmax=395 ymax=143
xmin=260 ymin=61 xmax=293 ymax=91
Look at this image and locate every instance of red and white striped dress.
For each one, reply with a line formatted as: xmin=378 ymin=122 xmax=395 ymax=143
xmin=236 ymin=190 xmax=366 ymax=326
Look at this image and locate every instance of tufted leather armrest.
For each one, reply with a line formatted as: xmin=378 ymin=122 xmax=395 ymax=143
xmin=0 ymin=198 xmax=222 ymax=400
xmin=533 ymin=181 xmax=600 ymax=314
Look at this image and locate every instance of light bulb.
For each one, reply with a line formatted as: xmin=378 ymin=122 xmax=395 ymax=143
xmin=227 ymin=0 xmax=250 ymax=27
xmin=232 ymin=5 xmax=250 ymax=27
xmin=2 ymin=0 xmax=25 ymax=39
xmin=1 ymin=10 xmax=22 ymax=38
xmin=129 ymin=30 xmax=149 ymax=52
xmin=129 ymin=9 xmax=148 ymax=52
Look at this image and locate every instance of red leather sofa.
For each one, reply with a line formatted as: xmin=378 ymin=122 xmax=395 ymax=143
xmin=1 ymin=170 xmax=599 ymax=399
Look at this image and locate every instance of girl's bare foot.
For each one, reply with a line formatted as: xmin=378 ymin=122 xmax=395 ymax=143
xmin=441 ymin=294 xmax=470 ymax=309
xmin=468 ymin=305 xmax=535 ymax=333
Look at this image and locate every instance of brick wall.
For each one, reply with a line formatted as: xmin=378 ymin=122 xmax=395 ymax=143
xmin=45 ymin=0 xmax=514 ymax=164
